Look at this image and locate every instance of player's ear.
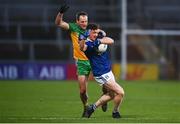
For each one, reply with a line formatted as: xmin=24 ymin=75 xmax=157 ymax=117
xmin=76 ymin=19 xmax=78 ymax=23
xmin=87 ymin=29 xmax=91 ymax=34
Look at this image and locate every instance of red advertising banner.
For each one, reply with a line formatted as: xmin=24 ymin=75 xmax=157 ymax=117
xmin=66 ymin=64 xmax=77 ymax=80
xmin=112 ymin=63 xmax=159 ymax=80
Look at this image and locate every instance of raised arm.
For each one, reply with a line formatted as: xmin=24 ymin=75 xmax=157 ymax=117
xmin=55 ymin=3 xmax=69 ymax=30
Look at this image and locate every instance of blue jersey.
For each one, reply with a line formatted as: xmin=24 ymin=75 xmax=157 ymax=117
xmin=84 ymin=39 xmax=111 ymax=76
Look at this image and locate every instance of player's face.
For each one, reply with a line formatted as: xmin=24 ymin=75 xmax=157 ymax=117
xmin=89 ymin=29 xmax=99 ymax=41
xmin=76 ymin=15 xmax=88 ymax=30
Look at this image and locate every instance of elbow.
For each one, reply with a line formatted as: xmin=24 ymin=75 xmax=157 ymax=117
xmin=111 ymin=39 xmax=114 ymax=44
xmin=100 ymin=37 xmax=114 ymax=44
xmin=108 ymin=38 xmax=114 ymax=44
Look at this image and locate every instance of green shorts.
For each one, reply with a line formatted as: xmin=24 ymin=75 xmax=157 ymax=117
xmin=76 ymin=60 xmax=91 ymax=76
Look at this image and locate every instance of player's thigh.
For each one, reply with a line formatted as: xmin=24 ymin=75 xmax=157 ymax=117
xmin=104 ymin=79 xmax=124 ymax=95
xmin=76 ymin=60 xmax=91 ymax=76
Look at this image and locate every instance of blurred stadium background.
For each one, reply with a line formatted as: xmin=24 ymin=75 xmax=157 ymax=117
xmin=0 ymin=0 xmax=180 ymax=80
xmin=1 ymin=0 xmax=180 ymax=123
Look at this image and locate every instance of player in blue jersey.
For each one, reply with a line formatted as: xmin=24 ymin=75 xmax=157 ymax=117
xmin=79 ymin=23 xmax=125 ymax=118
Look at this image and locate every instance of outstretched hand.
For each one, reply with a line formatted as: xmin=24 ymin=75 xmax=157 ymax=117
xmin=59 ymin=3 xmax=69 ymax=14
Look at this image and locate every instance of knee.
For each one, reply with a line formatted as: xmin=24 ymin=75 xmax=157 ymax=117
xmin=108 ymin=91 xmax=115 ymax=98
xmin=79 ymin=85 xmax=86 ymax=94
xmin=102 ymin=85 xmax=108 ymax=94
xmin=78 ymin=79 xmax=87 ymax=94
xmin=117 ymin=87 xmax=125 ymax=98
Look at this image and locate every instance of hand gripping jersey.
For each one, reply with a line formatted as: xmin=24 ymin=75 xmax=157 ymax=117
xmin=84 ymin=39 xmax=111 ymax=76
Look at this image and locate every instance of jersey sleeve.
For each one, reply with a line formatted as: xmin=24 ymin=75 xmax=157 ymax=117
xmin=69 ymin=23 xmax=77 ymax=32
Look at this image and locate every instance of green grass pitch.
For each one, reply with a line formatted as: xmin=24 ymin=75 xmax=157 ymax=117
xmin=0 ymin=80 xmax=180 ymax=123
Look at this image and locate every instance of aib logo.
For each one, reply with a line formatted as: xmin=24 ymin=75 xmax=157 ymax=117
xmin=27 ymin=67 xmax=35 ymax=79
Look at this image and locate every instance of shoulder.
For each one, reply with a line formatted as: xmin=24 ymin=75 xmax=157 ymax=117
xmin=69 ymin=23 xmax=78 ymax=30
xmin=69 ymin=22 xmax=77 ymax=27
xmin=85 ymin=39 xmax=92 ymax=45
xmin=69 ymin=23 xmax=85 ymax=34
xmin=69 ymin=22 xmax=76 ymax=30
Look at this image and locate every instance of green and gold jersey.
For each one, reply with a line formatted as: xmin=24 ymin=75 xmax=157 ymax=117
xmin=69 ymin=23 xmax=88 ymax=60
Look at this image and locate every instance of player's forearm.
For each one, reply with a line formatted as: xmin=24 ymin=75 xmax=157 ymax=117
xmin=55 ymin=13 xmax=69 ymax=30
xmin=55 ymin=13 xmax=62 ymax=25
xmin=79 ymin=40 xmax=87 ymax=51
xmin=100 ymin=37 xmax=114 ymax=44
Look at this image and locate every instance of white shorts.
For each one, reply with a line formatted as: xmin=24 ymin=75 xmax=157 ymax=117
xmin=94 ymin=71 xmax=115 ymax=85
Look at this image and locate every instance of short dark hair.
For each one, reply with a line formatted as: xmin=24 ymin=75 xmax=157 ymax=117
xmin=87 ymin=23 xmax=99 ymax=30
xmin=76 ymin=11 xmax=88 ymax=20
